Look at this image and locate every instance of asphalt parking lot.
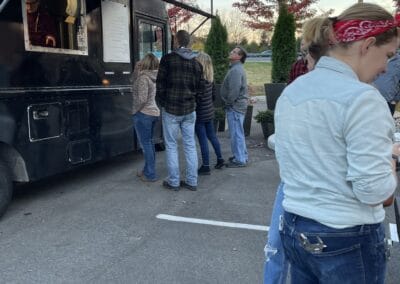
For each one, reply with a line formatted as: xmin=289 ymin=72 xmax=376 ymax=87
xmin=0 ymin=97 xmax=398 ymax=283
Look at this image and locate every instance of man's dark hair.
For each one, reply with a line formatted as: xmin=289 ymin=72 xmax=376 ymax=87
xmin=236 ymin=46 xmax=247 ymax=63
xmin=176 ymin=30 xmax=191 ymax=48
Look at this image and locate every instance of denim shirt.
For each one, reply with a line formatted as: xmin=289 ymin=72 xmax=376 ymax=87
xmin=275 ymin=56 xmax=396 ymax=228
xmin=373 ymin=54 xmax=400 ymax=103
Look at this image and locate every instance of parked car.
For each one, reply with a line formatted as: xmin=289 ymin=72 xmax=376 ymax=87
xmin=260 ymin=50 xmax=272 ymax=57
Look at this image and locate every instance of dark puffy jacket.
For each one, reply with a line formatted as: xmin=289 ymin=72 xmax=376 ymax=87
xmin=196 ymin=80 xmax=215 ymax=122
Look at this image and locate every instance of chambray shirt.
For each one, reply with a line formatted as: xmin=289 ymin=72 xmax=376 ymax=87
xmin=373 ymin=54 xmax=400 ymax=103
xmin=275 ymin=56 xmax=396 ymax=229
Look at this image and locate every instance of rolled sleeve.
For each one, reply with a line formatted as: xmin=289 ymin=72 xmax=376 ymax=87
xmin=344 ymin=90 xmax=396 ymax=204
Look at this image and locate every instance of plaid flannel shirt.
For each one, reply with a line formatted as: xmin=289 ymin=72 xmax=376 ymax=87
xmin=156 ymin=52 xmax=203 ymax=116
xmin=288 ymin=58 xmax=308 ymax=85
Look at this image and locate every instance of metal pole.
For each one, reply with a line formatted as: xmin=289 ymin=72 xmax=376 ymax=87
xmin=0 ymin=0 xmax=11 ymax=13
xmin=211 ymin=0 xmax=213 ymax=16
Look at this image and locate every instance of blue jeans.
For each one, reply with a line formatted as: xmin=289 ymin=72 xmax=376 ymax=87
xmin=226 ymin=108 xmax=248 ymax=164
xmin=133 ymin=112 xmax=159 ymax=181
xmin=264 ymin=182 xmax=288 ymax=284
xmin=162 ymin=109 xmax=198 ymax=187
xmin=281 ymin=211 xmax=387 ymax=284
xmin=195 ymin=120 xmax=223 ymax=166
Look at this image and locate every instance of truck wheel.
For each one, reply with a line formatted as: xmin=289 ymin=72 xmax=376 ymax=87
xmin=0 ymin=161 xmax=12 ymax=218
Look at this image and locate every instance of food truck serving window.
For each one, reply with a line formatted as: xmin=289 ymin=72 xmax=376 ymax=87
xmin=22 ymin=0 xmax=88 ymax=55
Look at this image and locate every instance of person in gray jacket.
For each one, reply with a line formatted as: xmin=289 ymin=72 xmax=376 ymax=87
xmin=220 ymin=46 xmax=249 ymax=167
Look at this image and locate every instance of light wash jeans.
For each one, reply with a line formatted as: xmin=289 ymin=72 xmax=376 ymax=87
xmin=281 ymin=211 xmax=387 ymax=283
xmin=162 ymin=109 xmax=198 ymax=187
xmin=133 ymin=112 xmax=159 ymax=181
xmin=226 ymin=108 xmax=248 ymax=164
xmin=264 ymin=182 xmax=288 ymax=284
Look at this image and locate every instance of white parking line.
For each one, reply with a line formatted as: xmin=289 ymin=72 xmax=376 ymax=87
xmin=389 ymin=223 xmax=399 ymax=242
xmin=156 ymin=215 xmax=399 ymax=243
xmin=156 ymin=214 xmax=269 ymax=232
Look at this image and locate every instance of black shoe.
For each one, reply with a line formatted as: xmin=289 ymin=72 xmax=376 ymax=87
xmin=228 ymin=156 xmax=235 ymax=162
xmin=214 ymin=159 xmax=225 ymax=169
xmin=198 ymin=165 xmax=211 ymax=175
xmin=180 ymin=180 xmax=197 ymax=191
xmin=163 ymin=180 xmax=180 ymax=191
xmin=226 ymin=160 xmax=246 ymax=168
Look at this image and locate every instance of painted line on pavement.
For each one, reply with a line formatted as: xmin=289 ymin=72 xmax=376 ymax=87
xmin=156 ymin=214 xmax=269 ymax=232
xmin=389 ymin=223 xmax=399 ymax=242
xmin=157 ymin=215 xmax=399 ymax=243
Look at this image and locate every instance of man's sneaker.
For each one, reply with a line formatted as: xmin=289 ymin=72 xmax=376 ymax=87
xmin=180 ymin=180 xmax=197 ymax=191
xmin=162 ymin=180 xmax=180 ymax=191
xmin=214 ymin=159 xmax=225 ymax=169
xmin=226 ymin=160 xmax=246 ymax=168
xmin=228 ymin=156 xmax=235 ymax=162
xmin=198 ymin=165 xmax=211 ymax=175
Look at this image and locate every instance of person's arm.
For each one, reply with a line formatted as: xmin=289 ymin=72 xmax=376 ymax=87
xmin=224 ymin=68 xmax=242 ymax=105
xmin=156 ymin=56 xmax=167 ymax=107
xmin=374 ymin=60 xmax=399 ymax=103
xmin=134 ymin=75 xmax=149 ymax=112
xmin=344 ymin=90 xmax=397 ymax=205
xmin=42 ymin=12 xmax=57 ymax=47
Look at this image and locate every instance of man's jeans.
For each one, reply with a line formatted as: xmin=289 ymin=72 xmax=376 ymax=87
xmin=226 ymin=108 xmax=248 ymax=164
xmin=264 ymin=182 xmax=288 ymax=284
xmin=281 ymin=211 xmax=387 ymax=284
xmin=133 ymin=112 xmax=158 ymax=180
xmin=195 ymin=120 xmax=223 ymax=166
xmin=162 ymin=109 xmax=198 ymax=187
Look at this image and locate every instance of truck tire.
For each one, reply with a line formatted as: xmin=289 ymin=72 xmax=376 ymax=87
xmin=0 ymin=161 xmax=12 ymax=218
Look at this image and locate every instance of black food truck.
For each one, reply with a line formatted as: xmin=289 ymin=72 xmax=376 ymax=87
xmin=0 ymin=0 xmax=172 ymax=217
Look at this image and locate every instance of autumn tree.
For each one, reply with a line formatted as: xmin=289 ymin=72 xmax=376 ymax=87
xmin=167 ymin=0 xmax=198 ymax=33
xmin=233 ymin=0 xmax=318 ymax=31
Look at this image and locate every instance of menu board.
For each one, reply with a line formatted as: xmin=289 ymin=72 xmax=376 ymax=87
xmin=101 ymin=0 xmax=130 ymax=63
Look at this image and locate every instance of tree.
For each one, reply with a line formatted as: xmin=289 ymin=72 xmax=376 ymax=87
xmin=232 ymin=0 xmax=318 ymax=31
xmin=271 ymin=3 xmax=296 ymax=83
xmin=204 ymin=15 xmax=229 ymax=84
xmin=167 ymin=0 xmax=198 ymax=33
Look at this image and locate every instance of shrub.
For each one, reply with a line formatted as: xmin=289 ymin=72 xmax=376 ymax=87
xmin=271 ymin=3 xmax=296 ymax=83
xmin=254 ymin=109 xmax=274 ymax=123
xmin=204 ymin=15 xmax=230 ymax=84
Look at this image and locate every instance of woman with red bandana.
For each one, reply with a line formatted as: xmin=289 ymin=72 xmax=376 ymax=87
xmin=275 ymin=3 xmax=400 ymax=283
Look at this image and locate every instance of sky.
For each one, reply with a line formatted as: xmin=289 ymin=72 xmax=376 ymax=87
xmin=196 ymin=0 xmax=395 ymax=15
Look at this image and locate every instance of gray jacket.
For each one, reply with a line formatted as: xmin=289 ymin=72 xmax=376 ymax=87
xmin=220 ymin=61 xmax=248 ymax=113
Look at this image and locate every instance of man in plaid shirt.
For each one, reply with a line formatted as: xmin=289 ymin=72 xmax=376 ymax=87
xmin=156 ymin=30 xmax=204 ymax=191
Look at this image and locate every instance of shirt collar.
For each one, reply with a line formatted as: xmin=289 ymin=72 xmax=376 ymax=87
xmin=315 ymin=56 xmax=359 ymax=81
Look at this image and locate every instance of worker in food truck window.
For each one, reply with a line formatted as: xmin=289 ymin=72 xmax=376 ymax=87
xmin=26 ymin=0 xmax=57 ymax=48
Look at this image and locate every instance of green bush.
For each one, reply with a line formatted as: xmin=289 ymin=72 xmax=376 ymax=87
xmin=271 ymin=4 xmax=296 ymax=83
xmin=254 ymin=110 xmax=274 ymax=123
xmin=204 ymin=15 xmax=229 ymax=84
xmin=214 ymin=107 xmax=226 ymax=121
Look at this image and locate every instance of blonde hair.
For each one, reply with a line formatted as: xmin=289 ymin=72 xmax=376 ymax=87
xmin=303 ymin=3 xmax=397 ymax=51
xmin=196 ymin=52 xmax=214 ymax=82
xmin=140 ymin=53 xmax=159 ymax=71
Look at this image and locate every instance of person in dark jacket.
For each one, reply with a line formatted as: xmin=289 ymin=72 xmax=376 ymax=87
xmin=194 ymin=52 xmax=225 ymax=175
xmin=156 ymin=30 xmax=204 ymax=191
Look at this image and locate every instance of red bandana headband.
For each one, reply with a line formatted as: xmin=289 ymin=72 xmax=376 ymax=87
xmin=333 ymin=13 xmax=400 ymax=43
